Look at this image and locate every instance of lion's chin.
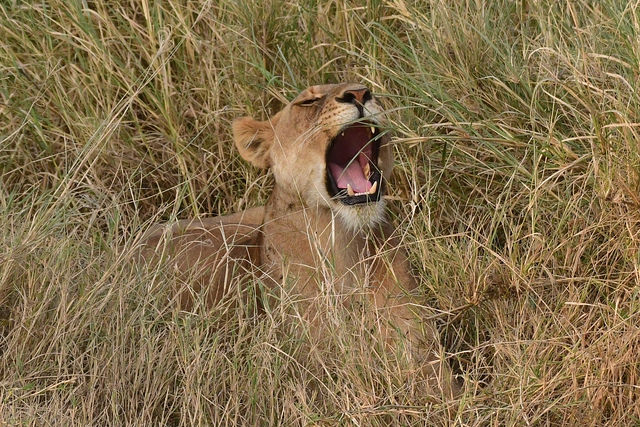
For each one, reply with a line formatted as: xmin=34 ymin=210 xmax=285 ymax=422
xmin=334 ymin=198 xmax=387 ymax=232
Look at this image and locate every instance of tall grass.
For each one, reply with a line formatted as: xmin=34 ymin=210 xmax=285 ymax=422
xmin=1 ymin=0 xmax=639 ymax=424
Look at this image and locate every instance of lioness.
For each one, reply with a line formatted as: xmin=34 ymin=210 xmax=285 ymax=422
xmin=139 ymin=83 xmax=458 ymax=397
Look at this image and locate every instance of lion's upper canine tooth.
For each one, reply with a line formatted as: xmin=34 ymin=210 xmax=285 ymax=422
xmin=363 ymin=163 xmax=370 ymax=178
xmin=341 ymin=131 xmax=345 ymax=137
xmin=368 ymin=181 xmax=377 ymax=195
xmin=370 ymin=126 xmax=375 ymax=134
xmin=347 ymin=184 xmax=355 ymax=196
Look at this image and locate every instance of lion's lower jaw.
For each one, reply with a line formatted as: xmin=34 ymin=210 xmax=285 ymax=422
xmin=334 ymin=199 xmax=388 ymax=232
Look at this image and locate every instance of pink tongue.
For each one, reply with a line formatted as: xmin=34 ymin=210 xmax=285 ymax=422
xmin=329 ymin=155 xmax=372 ymax=194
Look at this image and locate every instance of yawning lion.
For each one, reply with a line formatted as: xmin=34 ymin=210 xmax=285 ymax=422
xmin=139 ymin=83 xmax=459 ymax=397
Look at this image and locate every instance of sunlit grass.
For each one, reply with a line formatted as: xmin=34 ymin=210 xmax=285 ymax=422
xmin=1 ymin=0 xmax=639 ymax=424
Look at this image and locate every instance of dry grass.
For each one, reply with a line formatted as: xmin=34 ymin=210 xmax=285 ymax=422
xmin=1 ymin=0 xmax=640 ymax=424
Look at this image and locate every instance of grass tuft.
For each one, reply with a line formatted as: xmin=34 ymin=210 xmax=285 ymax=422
xmin=1 ymin=0 xmax=639 ymax=424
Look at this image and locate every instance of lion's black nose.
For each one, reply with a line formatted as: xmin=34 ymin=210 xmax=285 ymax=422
xmin=337 ymin=87 xmax=372 ymax=105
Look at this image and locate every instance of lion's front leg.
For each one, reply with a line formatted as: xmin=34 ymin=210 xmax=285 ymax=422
xmin=372 ymin=292 xmax=460 ymax=398
xmin=370 ymin=248 xmax=461 ymax=398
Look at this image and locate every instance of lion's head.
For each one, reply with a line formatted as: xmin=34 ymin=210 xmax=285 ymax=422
xmin=232 ymin=83 xmax=393 ymax=229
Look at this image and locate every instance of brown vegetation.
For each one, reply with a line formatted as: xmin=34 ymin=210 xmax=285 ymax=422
xmin=1 ymin=0 xmax=639 ymax=424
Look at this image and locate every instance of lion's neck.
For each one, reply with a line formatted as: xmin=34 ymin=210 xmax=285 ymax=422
xmin=264 ymin=186 xmax=348 ymax=235
xmin=263 ymin=186 xmax=385 ymax=239
xmin=259 ymin=186 xmax=393 ymax=291
xmin=261 ymin=186 xmax=382 ymax=263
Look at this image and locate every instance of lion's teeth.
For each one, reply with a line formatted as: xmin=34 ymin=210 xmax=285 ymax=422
xmin=363 ymin=163 xmax=370 ymax=178
xmin=347 ymin=184 xmax=355 ymax=196
xmin=341 ymin=132 xmax=345 ymax=137
xmin=368 ymin=181 xmax=377 ymax=194
xmin=370 ymin=126 xmax=375 ymax=134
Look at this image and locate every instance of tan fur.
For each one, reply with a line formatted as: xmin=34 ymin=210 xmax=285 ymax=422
xmin=138 ymin=83 xmax=459 ymax=397
xmin=139 ymin=207 xmax=264 ymax=309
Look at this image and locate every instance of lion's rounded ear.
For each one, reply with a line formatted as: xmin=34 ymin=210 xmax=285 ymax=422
xmin=232 ymin=116 xmax=276 ymax=169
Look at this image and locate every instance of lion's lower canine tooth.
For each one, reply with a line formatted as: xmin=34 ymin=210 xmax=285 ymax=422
xmin=347 ymin=184 xmax=355 ymax=196
xmin=368 ymin=181 xmax=377 ymax=194
xmin=363 ymin=163 xmax=370 ymax=178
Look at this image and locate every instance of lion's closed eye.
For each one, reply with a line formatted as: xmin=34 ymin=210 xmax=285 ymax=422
xmin=295 ymin=96 xmax=323 ymax=107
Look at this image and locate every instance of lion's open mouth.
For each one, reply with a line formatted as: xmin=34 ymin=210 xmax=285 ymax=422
xmin=325 ymin=122 xmax=383 ymax=205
